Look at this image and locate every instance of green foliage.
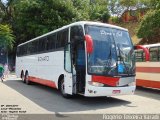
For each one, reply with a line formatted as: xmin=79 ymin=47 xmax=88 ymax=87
xmin=13 ymin=0 xmax=77 ymax=42
xmin=89 ymin=0 xmax=110 ymax=22
xmin=72 ymin=0 xmax=90 ymax=20
xmin=12 ymin=0 xmax=110 ymax=44
xmin=120 ymin=0 xmax=137 ymax=9
xmin=110 ymin=16 xmax=119 ymax=23
xmin=0 ymin=0 xmax=15 ymax=24
xmin=145 ymin=0 xmax=160 ymax=9
xmin=1 ymin=0 xmax=110 ymax=52
xmin=137 ymin=9 xmax=160 ymax=40
xmin=72 ymin=0 xmax=110 ymax=22
xmin=0 ymin=24 xmax=15 ymax=50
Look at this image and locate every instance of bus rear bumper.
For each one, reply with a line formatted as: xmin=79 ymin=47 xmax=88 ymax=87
xmin=84 ymin=85 xmax=136 ymax=97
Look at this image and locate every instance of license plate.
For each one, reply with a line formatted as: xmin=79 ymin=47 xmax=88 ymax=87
xmin=112 ymin=90 xmax=121 ymax=94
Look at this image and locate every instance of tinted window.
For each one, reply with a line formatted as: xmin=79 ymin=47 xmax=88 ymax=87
xmin=27 ymin=42 xmax=32 ymax=54
xmin=38 ymin=38 xmax=46 ymax=52
xmin=70 ymin=26 xmax=84 ymax=43
xmin=47 ymin=34 xmax=56 ymax=51
xmin=33 ymin=40 xmax=38 ymax=53
xmin=150 ymin=47 xmax=159 ymax=61
xmin=17 ymin=28 xmax=69 ymax=56
xmin=135 ymin=50 xmax=145 ymax=62
xmin=18 ymin=44 xmax=27 ymax=56
xmin=16 ymin=47 xmax=20 ymax=56
xmin=57 ymin=29 xmax=68 ymax=48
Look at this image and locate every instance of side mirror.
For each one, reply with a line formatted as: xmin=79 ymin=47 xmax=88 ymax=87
xmin=84 ymin=35 xmax=93 ymax=54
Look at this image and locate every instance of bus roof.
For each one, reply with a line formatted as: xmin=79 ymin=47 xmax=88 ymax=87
xmin=18 ymin=21 xmax=128 ymax=47
xmin=142 ymin=43 xmax=160 ymax=48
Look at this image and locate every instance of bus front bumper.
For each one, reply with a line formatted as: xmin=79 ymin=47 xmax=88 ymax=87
xmin=84 ymin=85 xmax=136 ymax=97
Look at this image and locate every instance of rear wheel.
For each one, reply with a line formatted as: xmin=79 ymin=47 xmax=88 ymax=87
xmin=21 ymin=72 xmax=25 ymax=83
xmin=60 ymin=79 xmax=71 ymax=98
xmin=25 ymin=72 xmax=31 ymax=85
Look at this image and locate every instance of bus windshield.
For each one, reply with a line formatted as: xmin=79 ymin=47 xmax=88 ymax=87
xmin=85 ymin=25 xmax=135 ymax=77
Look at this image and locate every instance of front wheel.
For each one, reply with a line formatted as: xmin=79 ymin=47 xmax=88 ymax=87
xmin=60 ymin=79 xmax=71 ymax=98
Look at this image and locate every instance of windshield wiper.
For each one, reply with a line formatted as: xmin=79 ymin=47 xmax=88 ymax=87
xmin=117 ymin=45 xmax=130 ymax=76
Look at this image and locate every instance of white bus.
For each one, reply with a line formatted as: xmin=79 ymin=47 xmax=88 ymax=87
xmin=135 ymin=43 xmax=160 ymax=89
xmin=16 ymin=21 xmax=136 ymax=98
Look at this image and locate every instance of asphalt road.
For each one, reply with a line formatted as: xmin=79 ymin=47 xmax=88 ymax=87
xmin=0 ymin=75 xmax=160 ymax=115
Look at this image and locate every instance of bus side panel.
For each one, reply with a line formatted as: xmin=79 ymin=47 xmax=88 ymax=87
xmin=16 ymin=56 xmax=25 ymax=78
xmin=136 ymin=62 xmax=160 ymax=89
xmin=15 ymin=51 xmax=64 ymax=88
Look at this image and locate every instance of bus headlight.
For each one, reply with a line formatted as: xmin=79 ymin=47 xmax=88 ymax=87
xmin=88 ymin=81 xmax=104 ymax=87
xmin=128 ymin=82 xmax=135 ymax=86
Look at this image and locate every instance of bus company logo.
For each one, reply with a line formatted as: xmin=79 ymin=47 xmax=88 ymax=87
xmin=38 ymin=56 xmax=49 ymax=62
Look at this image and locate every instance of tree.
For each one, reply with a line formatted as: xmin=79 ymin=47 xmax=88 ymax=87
xmin=0 ymin=24 xmax=14 ymax=50
xmin=136 ymin=0 xmax=160 ymax=44
xmin=13 ymin=0 xmax=77 ymax=44
xmin=71 ymin=0 xmax=90 ymax=20
xmin=119 ymin=0 xmax=137 ymax=10
xmin=0 ymin=0 xmax=15 ymax=24
xmin=89 ymin=0 xmax=110 ymax=22
xmin=144 ymin=0 xmax=160 ymax=9
xmin=1 ymin=0 xmax=110 ymax=52
xmin=137 ymin=9 xmax=160 ymax=44
xmin=13 ymin=0 xmax=110 ymax=45
xmin=72 ymin=0 xmax=110 ymax=22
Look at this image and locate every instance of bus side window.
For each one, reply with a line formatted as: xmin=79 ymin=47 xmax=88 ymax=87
xmin=29 ymin=41 xmax=37 ymax=55
xmin=57 ymin=29 xmax=68 ymax=49
xmin=23 ymin=44 xmax=27 ymax=56
xmin=47 ymin=34 xmax=56 ymax=51
xmin=64 ymin=44 xmax=72 ymax=73
xmin=17 ymin=47 xmax=19 ymax=56
xmin=19 ymin=45 xmax=23 ymax=56
xmin=38 ymin=38 xmax=46 ymax=52
xmin=70 ymin=26 xmax=84 ymax=42
xmin=149 ymin=47 xmax=158 ymax=61
xmin=34 ymin=40 xmax=38 ymax=54
xmin=135 ymin=50 xmax=145 ymax=62
xmin=27 ymin=42 xmax=31 ymax=55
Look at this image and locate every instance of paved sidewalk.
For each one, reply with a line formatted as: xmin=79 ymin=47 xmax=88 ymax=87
xmin=0 ymin=75 xmax=52 ymax=114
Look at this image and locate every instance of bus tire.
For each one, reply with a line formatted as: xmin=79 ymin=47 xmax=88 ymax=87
xmin=60 ymin=78 xmax=71 ymax=98
xmin=21 ymin=71 xmax=25 ymax=83
xmin=25 ymin=71 xmax=31 ymax=85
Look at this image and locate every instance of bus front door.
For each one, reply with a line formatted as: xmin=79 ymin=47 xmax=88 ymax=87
xmin=64 ymin=44 xmax=73 ymax=95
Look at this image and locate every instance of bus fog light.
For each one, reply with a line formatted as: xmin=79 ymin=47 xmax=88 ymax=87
xmin=128 ymin=82 xmax=135 ymax=86
xmin=88 ymin=81 xmax=104 ymax=87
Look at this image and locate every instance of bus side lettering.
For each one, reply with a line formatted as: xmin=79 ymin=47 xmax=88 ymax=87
xmin=38 ymin=56 xmax=49 ymax=62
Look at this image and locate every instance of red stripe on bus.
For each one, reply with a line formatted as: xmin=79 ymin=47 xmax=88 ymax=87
xmin=28 ymin=76 xmax=57 ymax=88
xmin=136 ymin=79 xmax=160 ymax=89
xmin=136 ymin=67 xmax=160 ymax=73
xmin=92 ymin=75 xmax=119 ymax=86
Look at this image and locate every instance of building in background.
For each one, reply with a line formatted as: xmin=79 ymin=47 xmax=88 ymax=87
xmin=120 ymin=8 xmax=147 ymax=22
